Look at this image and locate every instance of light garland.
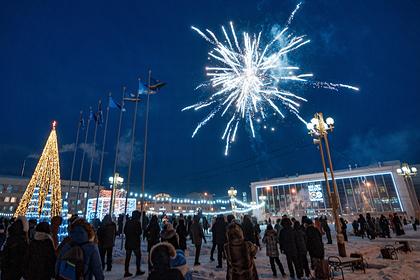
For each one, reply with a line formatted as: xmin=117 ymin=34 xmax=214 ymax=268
xmin=127 ymin=192 xmax=232 ymax=205
xmin=145 ymin=199 xmax=265 ymax=217
xmin=15 ymin=122 xmax=62 ymax=218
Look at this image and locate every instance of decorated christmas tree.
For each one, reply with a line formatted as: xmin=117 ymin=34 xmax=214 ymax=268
xmin=15 ymin=121 xmax=63 ymax=219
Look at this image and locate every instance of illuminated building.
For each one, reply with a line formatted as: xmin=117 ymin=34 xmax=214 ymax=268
xmin=251 ymin=161 xmax=419 ymax=218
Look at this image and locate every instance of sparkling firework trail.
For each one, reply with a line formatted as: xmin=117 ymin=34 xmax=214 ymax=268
xmin=183 ymin=3 xmax=359 ymax=155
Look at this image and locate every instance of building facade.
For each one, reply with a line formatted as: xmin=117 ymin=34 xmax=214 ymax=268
xmin=0 ymin=175 xmax=100 ymax=217
xmin=250 ymin=161 xmax=419 ymax=219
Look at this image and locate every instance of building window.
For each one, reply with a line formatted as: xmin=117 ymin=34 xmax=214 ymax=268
xmin=7 ymin=185 xmax=13 ymax=193
xmin=10 ymin=197 xmax=17 ymax=203
xmin=4 ymin=197 xmax=10 ymax=202
xmin=9 ymin=206 xmax=13 ymax=211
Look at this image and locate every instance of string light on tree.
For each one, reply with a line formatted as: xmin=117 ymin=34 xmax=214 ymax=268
xmin=15 ymin=121 xmax=63 ymax=218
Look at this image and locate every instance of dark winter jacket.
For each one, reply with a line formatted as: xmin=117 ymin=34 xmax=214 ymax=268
xmin=224 ymin=224 xmax=258 ymax=280
xmin=190 ymin=220 xmax=205 ymax=246
xmin=56 ymin=225 xmax=104 ymax=280
xmin=176 ymin=221 xmax=188 ymax=250
xmin=97 ymin=220 xmax=116 ymax=249
xmin=305 ymin=225 xmax=324 ymax=259
xmin=212 ymin=217 xmax=227 ymax=245
xmin=262 ymin=229 xmax=279 ymax=257
xmin=23 ymin=232 xmax=56 ymax=280
xmin=294 ymin=228 xmax=307 ymax=255
xmin=124 ymin=215 xmax=142 ymax=250
xmin=161 ymin=226 xmax=180 ymax=250
xmin=279 ymin=226 xmax=298 ymax=257
xmin=242 ymin=219 xmax=256 ymax=244
xmin=0 ymin=221 xmax=28 ymax=280
xmin=145 ymin=218 xmax=161 ymax=251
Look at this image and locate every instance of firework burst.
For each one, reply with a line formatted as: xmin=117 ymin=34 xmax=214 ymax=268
xmin=183 ymin=4 xmax=358 ymax=155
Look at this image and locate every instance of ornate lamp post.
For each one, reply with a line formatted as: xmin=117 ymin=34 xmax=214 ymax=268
xmin=108 ymin=173 xmax=124 ymax=216
xmin=397 ymin=163 xmax=420 ymax=219
xmin=228 ymin=187 xmax=238 ymax=216
xmin=307 ymin=112 xmax=346 ymax=257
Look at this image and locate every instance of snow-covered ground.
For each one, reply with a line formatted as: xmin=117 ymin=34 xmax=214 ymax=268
xmin=106 ymin=225 xmax=420 ymax=280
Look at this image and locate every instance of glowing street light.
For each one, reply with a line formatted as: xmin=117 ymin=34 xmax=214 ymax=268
xmin=308 ymin=112 xmax=346 ymax=257
xmin=397 ymin=163 xmax=420 ymax=219
xmin=228 ymin=187 xmax=238 ymax=216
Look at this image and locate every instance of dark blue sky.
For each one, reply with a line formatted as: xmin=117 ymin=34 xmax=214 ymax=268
xmin=1 ymin=0 xmax=419 ymax=197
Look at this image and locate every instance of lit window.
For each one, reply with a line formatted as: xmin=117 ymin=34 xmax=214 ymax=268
xmin=9 ymin=206 xmax=13 ymax=211
xmin=4 ymin=197 xmax=10 ymax=202
xmin=10 ymin=197 xmax=17 ymax=203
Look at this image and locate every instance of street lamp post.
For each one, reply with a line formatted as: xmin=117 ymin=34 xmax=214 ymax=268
xmin=228 ymin=187 xmax=238 ymax=217
xmin=108 ymin=173 xmax=124 ymax=216
xmin=307 ymin=112 xmax=346 ymax=257
xmin=397 ymin=163 xmax=419 ymax=219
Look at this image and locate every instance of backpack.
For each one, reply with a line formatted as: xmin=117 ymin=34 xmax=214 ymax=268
xmin=57 ymin=242 xmax=87 ymax=280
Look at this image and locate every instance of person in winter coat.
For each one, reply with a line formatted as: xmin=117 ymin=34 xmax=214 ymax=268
xmin=358 ymin=214 xmax=367 ymax=238
xmin=0 ymin=219 xmax=28 ymax=280
xmin=320 ymin=216 xmax=332 ymax=244
xmin=366 ymin=213 xmax=376 ymax=240
xmin=55 ymin=218 xmax=104 ymax=280
xmin=340 ymin=218 xmax=348 ymax=242
xmin=23 ymin=222 xmax=56 ymax=280
xmin=212 ymin=215 xmax=227 ymax=268
xmin=145 ymin=215 xmax=161 ymax=252
xmin=148 ymin=242 xmax=184 ymax=280
xmin=50 ymin=216 xmax=63 ymax=250
xmin=352 ymin=220 xmax=359 ymax=236
xmin=379 ymin=215 xmax=391 ymax=238
xmin=124 ymin=210 xmax=145 ymax=277
xmin=262 ymin=224 xmax=286 ymax=277
xmin=303 ymin=218 xmax=324 ymax=269
xmin=176 ymin=219 xmax=188 ymax=252
xmin=224 ymin=222 xmax=258 ymax=280
xmin=210 ymin=217 xmax=217 ymax=262
xmin=294 ymin=221 xmax=310 ymax=278
xmin=28 ymin=219 xmax=37 ymax=241
xmin=190 ymin=215 xmax=206 ymax=266
xmin=97 ymin=214 xmax=117 ymax=271
xmin=392 ymin=213 xmax=405 ymax=236
xmin=242 ymin=215 xmax=256 ymax=244
xmin=164 ymin=242 xmax=192 ymax=280
xmin=160 ymin=223 xmax=180 ymax=250
xmin=279 ymin=218 xmax=303 ymax=279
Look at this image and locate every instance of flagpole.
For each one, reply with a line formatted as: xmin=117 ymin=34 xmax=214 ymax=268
xmin=95 ymin=93 xmax=111 ymax=219
xmin=75 ymin=108 xmax=92 ymax=214
xmin=68 ymin=111 xmax=83 ymax=211
xmin=84 ymin=100 xmax=101 ymax=219
xmin=121 ymin=79 xmax=141 ymax=249
xmin=109 ymin=87 xmax=126 ymax=216
xmin=140 ymin=70 xmax=152 ymax=228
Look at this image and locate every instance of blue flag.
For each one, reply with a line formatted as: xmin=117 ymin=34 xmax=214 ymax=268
xmin=138 ymin=80 xmax=148 ymax=95
xmin=109 ymin=96 xmax=126 ymax=112
xmin=89 ymin=107 xmax=94 ymax=121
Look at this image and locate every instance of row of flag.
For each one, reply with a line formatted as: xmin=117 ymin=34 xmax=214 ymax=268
xmin=78 ymin=77 xmax=166 ymax=128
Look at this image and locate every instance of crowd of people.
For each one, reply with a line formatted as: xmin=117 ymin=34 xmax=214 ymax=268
xmin=351 ymin=213 xmax=419 ymax=240
xmin=0 ymin=210 xmax=418 ymax=280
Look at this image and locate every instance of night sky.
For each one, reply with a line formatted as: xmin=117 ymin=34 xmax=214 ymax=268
xmin=1 ymin=1 xmax=420 ymax=197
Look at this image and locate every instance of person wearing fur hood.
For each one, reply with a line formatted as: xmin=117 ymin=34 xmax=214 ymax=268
xmin=224 ymin=222 xmax=259 ymax=280
xmin=160 ymin=223 xmax=180 ymax=250
xmin=23 ymin=222 xmax=56 ymax=280
xmin=148 ymin=242 xmax=184 ymax=280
